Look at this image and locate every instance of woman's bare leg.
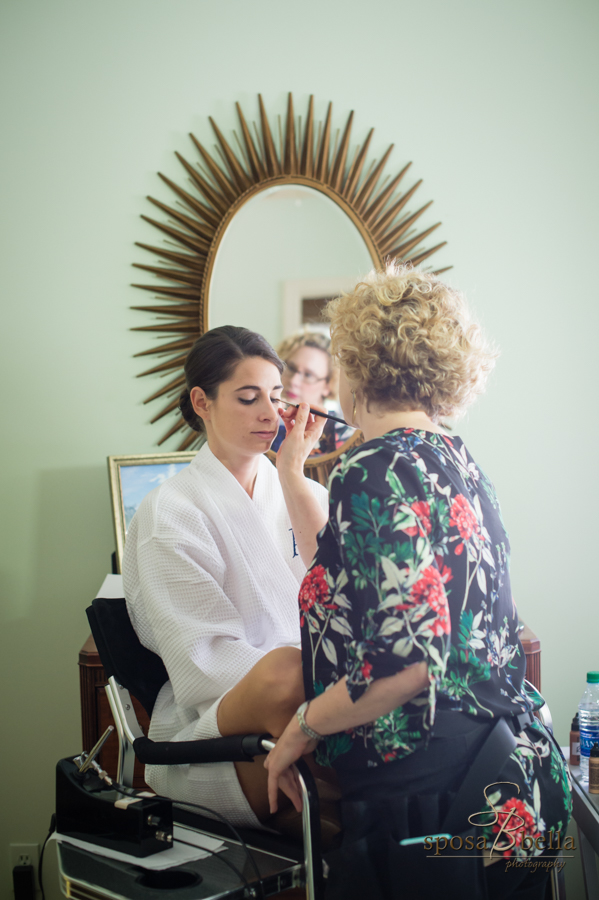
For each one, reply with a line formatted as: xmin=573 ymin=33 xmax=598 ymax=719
xmin=216 ymin=646 xmax=338 ymax=824
xmin=216 ymin=647 xmax=304 ymax=822
xmin=233 ymin=756 xmax=273 ymax=822
xmin=217 ymin=646 xmax=304 ymax=739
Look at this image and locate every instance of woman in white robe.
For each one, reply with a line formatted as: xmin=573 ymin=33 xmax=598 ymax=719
xmin=123 ymin=326 xmax=328 ymax=827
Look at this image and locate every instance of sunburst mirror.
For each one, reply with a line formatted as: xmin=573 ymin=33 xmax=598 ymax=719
xmin=132 ymin=93 xmax=450 ymax=482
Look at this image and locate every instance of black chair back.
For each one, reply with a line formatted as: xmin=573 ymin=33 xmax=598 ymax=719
xmin=86 ymin=597 xmax=169 ymax=718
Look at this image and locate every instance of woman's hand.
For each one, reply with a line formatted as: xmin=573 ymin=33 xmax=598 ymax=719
xmin=274 ymin=402 xmax=328 ymax=565
xmin=263 ymin=715 xmax=318 ymax=814
xmin=265 ymin=664 xmax=430 ymax=812
xmin=276 ymin=402 xmax=326 ymax=475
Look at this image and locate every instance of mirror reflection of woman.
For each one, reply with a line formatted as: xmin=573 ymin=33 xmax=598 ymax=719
xmin=272 ymin=332 xmax=354 ymax=457
xmin=123 ymin=326 xmax=329 ymax=828
xmin=265 ymin=266 xmax=571 ymax=900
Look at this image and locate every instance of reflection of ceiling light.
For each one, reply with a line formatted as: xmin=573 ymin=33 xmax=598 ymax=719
xmin=262 ymin=186 xmax=314 ymax=203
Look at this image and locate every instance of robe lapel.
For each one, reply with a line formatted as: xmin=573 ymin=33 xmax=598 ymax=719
xmin=188 ymin=446 xmax=301 ymax=634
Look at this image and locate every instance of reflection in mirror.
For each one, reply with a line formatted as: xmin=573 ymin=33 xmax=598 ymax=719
xmin=272 ymin=331 xmax=356 ymax=459
xmin=209 ymin=185 xmax=374 ymax=349
xmin=209 ymin=185 xmax=373 ymax=460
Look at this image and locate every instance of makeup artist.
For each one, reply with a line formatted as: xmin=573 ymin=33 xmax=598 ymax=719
xmin=271 ymin=331 xmax=354 ymax=456
xmin=265 ymin=265 xmax=571 ymax=900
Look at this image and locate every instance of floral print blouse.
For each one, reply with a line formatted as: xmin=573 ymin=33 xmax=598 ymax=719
xmin=299 ymin=429 xmax=571 ymax=857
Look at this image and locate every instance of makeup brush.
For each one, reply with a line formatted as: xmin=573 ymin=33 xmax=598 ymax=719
xmin=277 ymin=397 xmax=356 ymax=428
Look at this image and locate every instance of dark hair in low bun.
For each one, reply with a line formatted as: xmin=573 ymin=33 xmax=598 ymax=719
xmin=179 ymin=326 xmax=284 ymax=433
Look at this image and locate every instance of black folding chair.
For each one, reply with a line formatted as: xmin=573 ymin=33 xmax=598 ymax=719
xmin=57 ymin=596 xmax=323 ymax=900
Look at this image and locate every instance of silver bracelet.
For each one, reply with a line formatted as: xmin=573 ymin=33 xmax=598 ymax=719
xmin=296 ymin=701 xmax=324 ymax=741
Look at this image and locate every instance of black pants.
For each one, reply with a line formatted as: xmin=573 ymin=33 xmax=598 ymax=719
xmin=325 ymin=714 xmax=551 ymax=900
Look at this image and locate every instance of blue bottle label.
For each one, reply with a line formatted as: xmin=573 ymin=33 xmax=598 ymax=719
xmin=579 ymin=730 xmax=599 ymax=756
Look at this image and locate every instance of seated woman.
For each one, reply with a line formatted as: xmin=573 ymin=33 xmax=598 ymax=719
xmin=123 ymin=326 xmax=328 ymax=827
xmin=265 ymin=266 xmax=571 ymax=899
xmin=271 ymin=331 xmax=354 ymax=456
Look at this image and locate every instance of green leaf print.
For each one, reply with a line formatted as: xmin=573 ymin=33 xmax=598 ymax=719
xmin=316 ymin=731 xmax=353 ymax=766
xmin=351 ymin=492 xmax=391 ymax=532
xmin=344 ymin=528 xmax=398 ymax=572
xmin=329 ymin=448 xmax=379 ymax=489
xmin=386 ymin=466 xmax=411 ymax=502
xmin=440 ymin=627 xmax=491 ymax=709
xmin=372 ymin=708 xmax=422 ymax=760
xmin=394 ymin=542 xmax=415 ymax=564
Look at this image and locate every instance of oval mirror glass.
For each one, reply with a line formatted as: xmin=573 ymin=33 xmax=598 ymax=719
xmin=208 ymin=185 xmax=374 ymax=460
xmin=209 ymin=185 xmax=374 ymax=346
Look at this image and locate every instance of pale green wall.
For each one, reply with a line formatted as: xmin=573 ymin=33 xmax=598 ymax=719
xmin=1 ymin=1 xmax=597 ymax=897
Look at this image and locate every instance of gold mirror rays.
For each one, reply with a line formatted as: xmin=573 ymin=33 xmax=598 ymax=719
xmin=132 ymin=93 xmax=450 ymax=453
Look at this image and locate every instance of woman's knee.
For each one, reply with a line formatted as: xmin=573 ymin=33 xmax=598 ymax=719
xmin=217 ymin=646 xmax=304 ymax=737
xmin=259 ymin=647 xmax=304 ymax=733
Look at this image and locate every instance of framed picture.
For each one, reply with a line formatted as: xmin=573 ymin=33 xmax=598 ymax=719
xmin=281 ymin=275 xmax=361 ymax=337
xmin=108 ymin=452 xmax=197 ymax=573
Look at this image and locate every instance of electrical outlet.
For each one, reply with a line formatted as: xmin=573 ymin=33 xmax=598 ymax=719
xmin=9 ymin=843 xmax=39 ymax=892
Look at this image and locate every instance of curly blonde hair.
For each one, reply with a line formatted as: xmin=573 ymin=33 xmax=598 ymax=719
xmin=325 ymin=264 xmax=497 ymax=420
xmin=276 ymin=331 xmax=339 ymax=400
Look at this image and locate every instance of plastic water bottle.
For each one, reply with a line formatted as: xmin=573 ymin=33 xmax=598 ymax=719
xmin=579 ymin=671 xmax=599 ymax=780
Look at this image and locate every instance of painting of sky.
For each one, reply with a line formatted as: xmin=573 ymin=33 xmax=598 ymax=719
xmin=121 ymin=462 xmax=191 ymax=531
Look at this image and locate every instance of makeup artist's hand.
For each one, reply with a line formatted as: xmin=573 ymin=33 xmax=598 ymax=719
xmin=276 ymin=402 xmax=326 ymax=473
xmin=275 ymin=403 xmax=328 ymax=565
xmin=264 ymin=716 xmax=318 ymax=813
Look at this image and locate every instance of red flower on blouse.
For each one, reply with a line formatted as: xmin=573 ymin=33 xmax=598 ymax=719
xmin=298 ymin=565 xmax=329 ymax=625
xmin=404 ymin=500 xmax=432 ymax=537
xmin=492 ymin=797 xmax=540 ymax=857
xmin=361 ymin=659 xmax=373 ymax=681
xmin=450 ymin=494 xmax=479 ymax=551
xmin=410 ymin=565 xmax=451 ymax=635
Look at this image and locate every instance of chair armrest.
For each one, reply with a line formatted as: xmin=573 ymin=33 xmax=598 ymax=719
xmin=132 ymin=733 xmax=272 ymax=766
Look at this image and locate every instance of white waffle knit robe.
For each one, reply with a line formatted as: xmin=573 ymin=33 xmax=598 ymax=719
xmin=123 ymin=443 xmax=327 ymax=827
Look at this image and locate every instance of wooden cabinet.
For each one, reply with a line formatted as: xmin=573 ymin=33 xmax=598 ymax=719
xmin=519 ymin=623 xmax=541 ymax=693
xmin=79 ymin=623 xmax=542 ymax=787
